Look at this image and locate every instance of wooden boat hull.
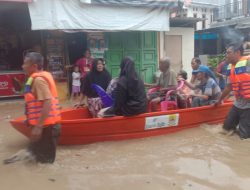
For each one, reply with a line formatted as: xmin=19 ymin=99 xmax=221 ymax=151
xmin=10 ymin=103 xmax=233 ymax=145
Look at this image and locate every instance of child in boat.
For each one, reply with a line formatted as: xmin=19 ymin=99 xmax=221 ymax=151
xmin=182 ymin=65 xmax=221 ymax=107
xmin=98 ymin=57 xmax=147 ymax=117
xmin=176 ymin=70 xmax=191 ymax=108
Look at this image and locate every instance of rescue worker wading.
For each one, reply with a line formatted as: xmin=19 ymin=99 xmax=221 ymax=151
xmin=4 ymin=52 xmax=61 ymax=164
xmin=215 ymin=43 xmax=250 ymax=139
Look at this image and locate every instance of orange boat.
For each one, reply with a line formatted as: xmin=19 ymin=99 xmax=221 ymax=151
xmin=10 ymin=102 xmax=233 ymax=145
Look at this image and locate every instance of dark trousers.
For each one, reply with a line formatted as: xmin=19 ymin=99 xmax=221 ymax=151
xmin=223 ymin=106 xmax=250 ymax=139
xmin=28 ymin=124 xmax=61 ymax=163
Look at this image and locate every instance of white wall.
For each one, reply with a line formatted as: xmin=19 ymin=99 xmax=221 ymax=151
xmin=187 ymin=5 xmax=214 ymax=30
xmin=159 ymin=27 xmax=194 ymax=80
xmin=192 ymin=0 xmax=225 ymax=6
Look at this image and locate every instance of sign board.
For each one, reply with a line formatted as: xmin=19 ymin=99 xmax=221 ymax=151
xmin=145 ymin=114 xmax=179 ymax=130
xmin=87 ymin=32 xmax=107 ymax=58
xmin=0 ymin=73 xmax=25 ymax=97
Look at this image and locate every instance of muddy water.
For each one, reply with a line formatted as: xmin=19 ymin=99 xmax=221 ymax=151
xmin=1 ymin=101 xmax=250 ymax=190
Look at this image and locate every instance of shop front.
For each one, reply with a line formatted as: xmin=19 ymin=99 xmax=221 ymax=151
xmin=26 ymin=0 xmax=176 ymax=97
xmin=0 ymin=2 xmax=41 ymax=98
xmin=0 ymin=2 xmax=69 ymax=100
xmin=0 ymin=0 xmax=179 ymax=100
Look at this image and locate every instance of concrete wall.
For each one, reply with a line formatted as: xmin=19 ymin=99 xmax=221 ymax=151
xmin=187 ymin=5 xmax=214 ymax=30
xmin=159 ymin=27 xmax=194 ymax=80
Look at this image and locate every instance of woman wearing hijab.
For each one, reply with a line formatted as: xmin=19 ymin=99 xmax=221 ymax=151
xmin=180 ymin=65 xmax=221 ymax=107
xmin=82 ymin=58 xmax=111 ymax=117
xmin=98 ymin=57 xmax=147 ymax=117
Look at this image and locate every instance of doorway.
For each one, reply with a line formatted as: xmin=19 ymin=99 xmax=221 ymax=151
xmin=164 ymin=35 xmax=182 ymax=73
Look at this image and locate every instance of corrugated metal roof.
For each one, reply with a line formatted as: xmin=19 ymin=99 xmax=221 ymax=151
xmin=211 ymin=17 xmax=250 ymax=29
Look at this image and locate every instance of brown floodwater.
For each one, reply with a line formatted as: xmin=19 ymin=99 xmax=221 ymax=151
xmin=1 ymin=100 xmax=250 ymax=190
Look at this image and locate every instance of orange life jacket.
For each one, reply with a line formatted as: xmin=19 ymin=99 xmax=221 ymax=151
xmin=24 ymin=71 xmax=61 ymax=127
xmin=226 ymin=56 xmax=250 ymax=99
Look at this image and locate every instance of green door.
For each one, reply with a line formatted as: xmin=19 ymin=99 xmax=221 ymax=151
xmin=105 ymin=31 xmax=157 ymax=83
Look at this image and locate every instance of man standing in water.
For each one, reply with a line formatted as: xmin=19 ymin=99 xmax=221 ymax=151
xmin=215 ymin=43 xmax=250 ymax=139
xmin=4 ymin=52 xmax=61 ymax=164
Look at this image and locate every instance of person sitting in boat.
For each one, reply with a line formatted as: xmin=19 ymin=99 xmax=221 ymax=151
xmin=176 ymin=70 xmax=191 ymax=108
xmin=80 ymin=58 xmax=111 ymax=117
xmin=180 ymin=65 xmax=221 ymax=108
xmin=145 ymin=57 xmax=177 ymax=111
xmin=190 ymin=57 xmax=202 ymax=95
xmin=98 ymin=56 xmax=147 ymax=117
xmin=190 ymin=57 xmax=201 ymax=84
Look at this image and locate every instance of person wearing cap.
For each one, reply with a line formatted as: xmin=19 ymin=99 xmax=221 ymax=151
xmin=180 ymin=65 xmax=221 ymax=107
xmin=215 ymin=43 xmax=250 ymax=139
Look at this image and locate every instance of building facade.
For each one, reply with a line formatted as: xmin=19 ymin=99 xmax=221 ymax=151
xmin=0 ymin=0 xmax=181 ymax=99
xmin=176 ymin=0 xmax=224 ymax=30
xmin=195 ymin=0 xmax=250 ymax=57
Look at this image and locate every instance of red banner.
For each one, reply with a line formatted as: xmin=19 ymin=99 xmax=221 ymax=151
xmin=0 ymin=73 xmax=26 ymax=97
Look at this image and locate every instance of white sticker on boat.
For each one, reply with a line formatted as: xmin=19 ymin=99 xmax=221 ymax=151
xmin=145 ymin=114 xmax=179 ymax=130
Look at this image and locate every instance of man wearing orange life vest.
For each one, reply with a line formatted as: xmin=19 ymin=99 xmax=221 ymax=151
xmin=215 ymin=43 xmax=250 ymax=139
xmin=22 ymin=52 xmax=61 ymax=163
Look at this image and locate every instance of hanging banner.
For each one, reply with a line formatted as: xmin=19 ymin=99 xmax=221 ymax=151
xmin=28 ymin=0 xmax=170 ymax=31
xmin=87 ymin=32 xmax=107 ymax=58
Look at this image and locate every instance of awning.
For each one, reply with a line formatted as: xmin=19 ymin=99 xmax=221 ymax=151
xmin=0 ymin=0 xmax=32 ymax=2
xmin=80 ymin=0 xmax=180 ymax=8
xmin=170 ymin=17 xmax=204 ymax=27
xmin=28 ymin=0 xmax=170 ymax=31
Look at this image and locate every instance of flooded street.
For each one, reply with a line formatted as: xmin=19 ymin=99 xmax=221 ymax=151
xmin=1 ymin=101 xmax=250 ymax=190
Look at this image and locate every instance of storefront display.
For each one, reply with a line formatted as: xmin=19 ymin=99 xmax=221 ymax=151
xmin=0 ymin=72 xmax=25 ymax=97
xmin=45 ymin=31 xmax=69 ymax=100
xmin=45 ymin=32 xmax=66 ymax=81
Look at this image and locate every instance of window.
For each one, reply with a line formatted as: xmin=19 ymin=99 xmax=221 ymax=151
xmin=193 ymin=13 xmax=197 ymax=18
xmin=202 ymin=14 xmax=206 ymax=29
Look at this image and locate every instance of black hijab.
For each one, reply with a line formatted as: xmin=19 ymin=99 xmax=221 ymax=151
xmin=118 ymin=57 xmax=144 ymax=96
xmin=83 ymin=58 xmax=111 ymax=98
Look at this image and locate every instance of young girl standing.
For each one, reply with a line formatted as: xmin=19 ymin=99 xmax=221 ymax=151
xmin=71 ymin=65 xmax=81 ymax=101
